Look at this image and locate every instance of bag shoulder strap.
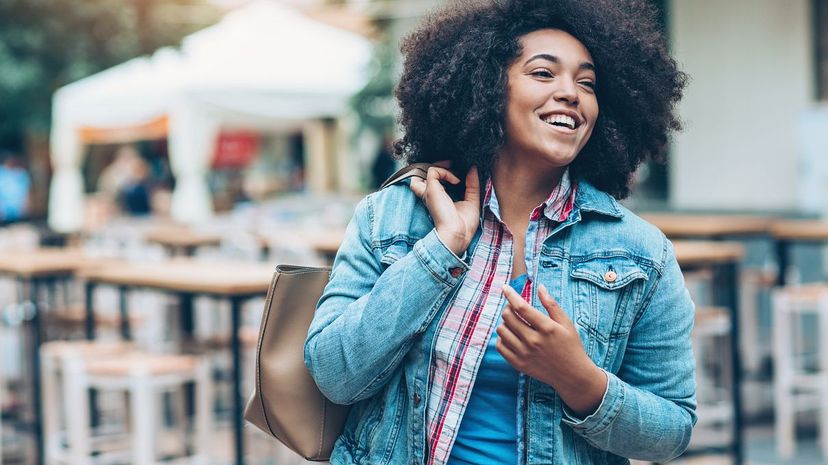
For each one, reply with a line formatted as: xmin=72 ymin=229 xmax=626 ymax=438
xmin=379 ymin=163 xmax=434 ymax=190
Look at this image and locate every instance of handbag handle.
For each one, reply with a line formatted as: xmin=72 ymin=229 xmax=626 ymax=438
xmin=379 ymin=163 xmax=434 ymax=190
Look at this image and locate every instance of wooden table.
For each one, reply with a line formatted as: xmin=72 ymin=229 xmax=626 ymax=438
xmin=145 ymin=226 xmax=223 ymax=256
xmin=674 ymin=240 xmax=746 ymax=465
xmin=641 ymin=213 xmax=773 ymax=239
xmin=307 ymin=231 xmax=345 ymax=258
xmin=79 ymin=259 xmax=274 ymax=465
xmin=258 ymin=228 xmax=345 ymax=262
xmin=0 ymin=248 xmax=88 ymax=278
xmin=770 ymin=220 xmax=828 ymax=285
xmin=674 ymin=240 xmax=745 ymax=266
xmin=0 ymin=248 xmax=91 ymax=465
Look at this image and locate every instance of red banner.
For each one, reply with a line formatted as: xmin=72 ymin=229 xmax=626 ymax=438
xmin=212 ymin=131 xmax=259 ymax=169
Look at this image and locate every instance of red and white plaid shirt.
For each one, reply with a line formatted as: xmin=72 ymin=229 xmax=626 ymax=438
xmin=425 ymin=171 xmax=577 ymax=465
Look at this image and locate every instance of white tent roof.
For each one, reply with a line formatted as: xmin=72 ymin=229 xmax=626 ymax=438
xmin=49 ymin=1 xmax=373 ymax=232
xmin=53 ymin=0 xmax=372 ymax=126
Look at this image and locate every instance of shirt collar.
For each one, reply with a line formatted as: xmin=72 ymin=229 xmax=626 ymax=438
xmin=482 ymin=169 xmax=577 ymax=223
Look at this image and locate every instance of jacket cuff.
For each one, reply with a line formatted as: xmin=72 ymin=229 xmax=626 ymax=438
xmin=413 ymin=229 xmax=471 ymax=286
xmin=561 ymin=370 xmax=624 ymax=435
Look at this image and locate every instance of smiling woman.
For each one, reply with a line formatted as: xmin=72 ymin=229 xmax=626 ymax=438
xmin=395 ymin=0 xmax=686 ymax=200
xmin=304 ymin=1 xmax=694 ymax=465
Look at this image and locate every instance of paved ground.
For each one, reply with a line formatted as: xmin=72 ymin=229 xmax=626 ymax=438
xmin=2 ymin=419 xmax=825 ymax=464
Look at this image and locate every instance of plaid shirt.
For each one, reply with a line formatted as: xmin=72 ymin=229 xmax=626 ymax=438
xmin=425 ymin=171 xmax=577 ymax=465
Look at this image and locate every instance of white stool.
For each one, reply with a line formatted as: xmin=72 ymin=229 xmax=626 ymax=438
xmin=41 ymin=340 xmax=135 ymax=465
xmin=45 ymin=306 xmax=144 ymax=341
xmin=43 ymin=343 xmax=212 ymax=465
xmin=772 ymin=284 xmax=828 ymax=459
xmin=739 ymin=268 xmax=776 ymax=374
xmin=690 ymin=306 xmax=733 ymax=447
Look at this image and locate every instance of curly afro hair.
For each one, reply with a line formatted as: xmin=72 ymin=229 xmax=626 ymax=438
xmin=394 ymin=0 xmax=688 ymax=199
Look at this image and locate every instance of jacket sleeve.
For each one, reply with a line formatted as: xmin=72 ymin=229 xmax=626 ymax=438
xmin=561 ymin=237 xmax=697 ymax=462
xmin=304 ymin=194 xmax=469 ymax=405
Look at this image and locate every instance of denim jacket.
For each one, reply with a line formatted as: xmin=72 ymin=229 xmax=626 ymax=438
xmin=304 ymin=180 xmax=697 ymax=465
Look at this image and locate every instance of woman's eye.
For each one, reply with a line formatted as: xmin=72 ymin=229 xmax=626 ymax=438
xmin=579 ymin=80 xmax=596 ymax=89
xmin=531 ymin=70 xmax=554 ymax=78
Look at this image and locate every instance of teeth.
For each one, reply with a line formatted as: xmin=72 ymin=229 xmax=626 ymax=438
xmin=543 ymin=114 xmax=577 ymax=130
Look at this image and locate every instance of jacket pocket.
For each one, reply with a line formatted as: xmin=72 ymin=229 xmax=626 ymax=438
xmin=340 ymin=375 xmax=406 ymax=465
xmin=570 ymin=254 xmax=648 ymax=359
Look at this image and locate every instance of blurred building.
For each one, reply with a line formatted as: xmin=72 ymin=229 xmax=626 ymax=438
xmin=668 ymin=0 xmax=822 ymax=214
xmin=325 ymin=0 xmax=828 ymax=215
xmin=43 ymin=0 xmax=828 ymax=231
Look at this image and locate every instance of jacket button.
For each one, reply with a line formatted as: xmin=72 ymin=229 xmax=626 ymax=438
xmin=604 ymin=270 xmax=618 ymax=283
xmin=449 ymin=267 xmax=463 ymax=278
xmin=413 ymin=393 xmax=421 ymax=406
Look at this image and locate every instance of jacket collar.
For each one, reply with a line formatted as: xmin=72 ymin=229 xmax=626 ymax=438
xmin=572 ymin=180 xmax=624 ymax=219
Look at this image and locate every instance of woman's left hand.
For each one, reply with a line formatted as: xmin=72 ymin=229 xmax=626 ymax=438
xmin=496 ymin=283 xmax=608 ymax=418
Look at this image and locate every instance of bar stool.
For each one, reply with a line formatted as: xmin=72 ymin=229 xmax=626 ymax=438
xmin=41 ymin=340 xmax=136 ymax=465
xmin=45 ymin=306 xmax=143 ymax=341
xmin=739 ymin=268 xmax=777 ymax=374
xmin=691 ymin=306 xmax=733 ymax=445
xmin=772 ymin=284 xmax=828 ymax=459
xmin=42 ymin=342 xmax=212 ymax=465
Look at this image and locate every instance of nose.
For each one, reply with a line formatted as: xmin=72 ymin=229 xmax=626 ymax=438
xmin=552 ymin=77 xmax=579 ymax=105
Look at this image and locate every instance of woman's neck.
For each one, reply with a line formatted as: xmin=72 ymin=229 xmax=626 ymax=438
xmin=491 ymin=154 xmax=566 ymax=223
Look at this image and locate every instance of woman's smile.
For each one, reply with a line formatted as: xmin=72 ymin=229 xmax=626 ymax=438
xmin=539 ymin=110 xmax=583 ymax=136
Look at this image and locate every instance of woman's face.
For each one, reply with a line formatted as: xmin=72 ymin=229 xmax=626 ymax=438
xmin=501 ymin=29 xmax=598 ymax=170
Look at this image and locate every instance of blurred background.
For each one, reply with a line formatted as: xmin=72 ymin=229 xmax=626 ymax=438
xmin=1 ymin=1 xmax=828 ymax=465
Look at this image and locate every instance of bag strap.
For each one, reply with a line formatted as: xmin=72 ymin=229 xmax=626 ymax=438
xmin=379 ymin=163 xmax=434 ymax=190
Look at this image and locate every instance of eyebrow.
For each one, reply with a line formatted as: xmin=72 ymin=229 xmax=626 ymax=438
xmin=525 ymin=53 xmax=596 ymax=72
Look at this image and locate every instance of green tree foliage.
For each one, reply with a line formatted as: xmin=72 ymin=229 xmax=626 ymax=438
xmin=0 ymin=0 xmax=211 ymax=148
xmin=350 ymin=16 xmax=397 ymax=140
xmin=350 ymin=39 xmax=397 ymax=138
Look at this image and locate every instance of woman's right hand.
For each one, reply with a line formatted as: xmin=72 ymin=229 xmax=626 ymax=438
xmin=409 ymin=162 xmax=480 ymax=256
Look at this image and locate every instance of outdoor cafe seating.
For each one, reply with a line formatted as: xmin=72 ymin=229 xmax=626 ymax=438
xmin=3 ymin=208 xmax=828 ymax=465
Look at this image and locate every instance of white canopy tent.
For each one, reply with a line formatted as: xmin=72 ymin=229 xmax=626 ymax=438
xmin=48 ymin=0 xmax=372 ymax=232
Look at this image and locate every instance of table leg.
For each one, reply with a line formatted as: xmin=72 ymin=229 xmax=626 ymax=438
xmin=180 ymin=293 xmax=194 ymax=337
xmin=178 ymin=293 xmax=195 ymax=422
xmin=720 ymin=262 xmax=744 ymax=465
xmin=85 ymin=282 xmax=96 ymax=340
xmin=84 ymin=281 xmax=101 ymax=428
xmin=47 ymin=278 xmax=57 ymax=315
xmin=776 ymin=239 xmax=790 ymax=286
xmin=118 ymin=285 xmax=131 ymax=340
xmin=28 ymin=278 xmax=44 ymax=465
xmin=63 ymin=277 xmax=71 ymax=309
xmin=230 ymin=296 xmax=245 ymax=465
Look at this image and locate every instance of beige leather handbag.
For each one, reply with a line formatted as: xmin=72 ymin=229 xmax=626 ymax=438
xmin=244 ymin=265 xmax=343 ymax=460
xmin=244 ymin=163 xmax=436 ymax=460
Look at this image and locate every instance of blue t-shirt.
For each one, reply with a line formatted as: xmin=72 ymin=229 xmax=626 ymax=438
xmin=447 ymin=274 xmax=526 ymax=465
xmin=0 ymin=166 xmax=30 ymax=221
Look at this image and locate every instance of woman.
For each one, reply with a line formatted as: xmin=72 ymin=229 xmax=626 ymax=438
xmin=305 ymin=1 xmax=694 ymax=464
